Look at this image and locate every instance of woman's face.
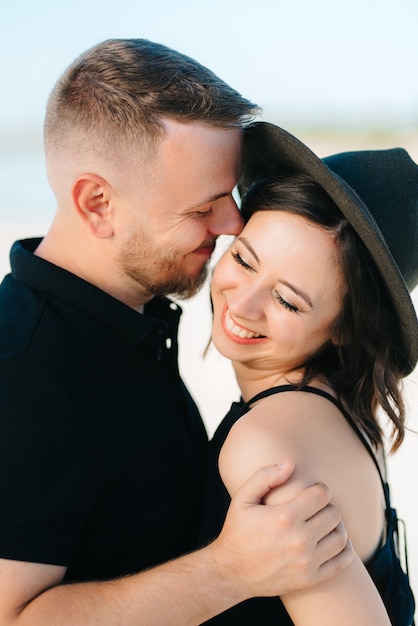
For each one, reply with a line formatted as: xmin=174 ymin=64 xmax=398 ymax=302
xmin=211 ymin=210 xmax=344 ymax=376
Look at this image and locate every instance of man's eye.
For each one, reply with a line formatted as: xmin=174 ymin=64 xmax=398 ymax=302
xmin=195 ymin=208 xmax=213 ymax=218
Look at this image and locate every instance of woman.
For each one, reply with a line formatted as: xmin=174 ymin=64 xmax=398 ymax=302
xmin=201 ymin=122 xmax=417 ymax=625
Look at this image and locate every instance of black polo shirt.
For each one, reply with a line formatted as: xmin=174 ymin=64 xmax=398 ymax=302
xmin=0 ymin=239 xmax=208 ymax=581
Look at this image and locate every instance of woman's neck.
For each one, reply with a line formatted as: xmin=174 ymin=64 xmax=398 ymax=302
xmin=232 ymin=362 xmax=300 ymax=403
xmin=233 ymin=361 xmax=333 ymax=403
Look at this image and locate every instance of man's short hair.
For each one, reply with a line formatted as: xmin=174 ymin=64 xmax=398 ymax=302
xmin=44 ymin=38 xmax=259 ymax=158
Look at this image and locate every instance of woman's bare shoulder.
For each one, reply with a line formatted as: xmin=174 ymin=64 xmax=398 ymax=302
xmin=219 ymin=386 xmax=385 ymax=561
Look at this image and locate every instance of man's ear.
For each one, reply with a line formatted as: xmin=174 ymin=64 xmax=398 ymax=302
xmin=72 ymin=174 xmax=114 ymax=238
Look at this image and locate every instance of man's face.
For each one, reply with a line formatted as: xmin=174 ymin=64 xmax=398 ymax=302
xmin=116 ymin=120 xmax=244 ymax=301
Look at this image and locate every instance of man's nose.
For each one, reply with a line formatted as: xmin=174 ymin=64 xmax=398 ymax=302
xmin=208 ymin=195 xmax=244 ymax=236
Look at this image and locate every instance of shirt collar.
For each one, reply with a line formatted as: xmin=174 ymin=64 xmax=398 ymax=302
xmin=10 ymin=238 xmax=183 ymax=346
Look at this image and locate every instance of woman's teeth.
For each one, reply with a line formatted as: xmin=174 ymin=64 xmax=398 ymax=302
xmin=225 ymin=308 xmax=262 ymax=339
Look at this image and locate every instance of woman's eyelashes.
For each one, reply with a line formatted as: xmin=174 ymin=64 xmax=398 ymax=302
xmin=231 ymin=250 xmax=254 ymax=271
xmin=274 ymin=291 xmax=299 ymax=313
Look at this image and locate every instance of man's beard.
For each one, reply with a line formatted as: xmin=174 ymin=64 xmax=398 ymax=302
xmin=118 ymin=231 xmax=209 ymax=300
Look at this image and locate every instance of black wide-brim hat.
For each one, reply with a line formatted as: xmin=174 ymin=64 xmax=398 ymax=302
xmin=239 ymin=122 xmax=418 ymax=375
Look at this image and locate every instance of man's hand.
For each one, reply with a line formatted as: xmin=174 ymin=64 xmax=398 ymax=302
xmin=208 ymin=461 xmax=352 ymax=602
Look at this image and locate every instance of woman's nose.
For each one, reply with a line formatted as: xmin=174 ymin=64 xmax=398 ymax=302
xmin=228 ymin=286 xmax=264 ymax=323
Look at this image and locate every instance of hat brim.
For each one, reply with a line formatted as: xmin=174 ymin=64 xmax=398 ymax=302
xmin=239 ymin=122 xmax=418 ymax=375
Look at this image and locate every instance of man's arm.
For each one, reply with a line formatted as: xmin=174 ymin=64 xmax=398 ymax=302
xmin=0 ymin=463 xmax=352 ymax=626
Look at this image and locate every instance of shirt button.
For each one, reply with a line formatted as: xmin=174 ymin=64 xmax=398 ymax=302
xmin=156 ymin=348 xmax=163 ymax=360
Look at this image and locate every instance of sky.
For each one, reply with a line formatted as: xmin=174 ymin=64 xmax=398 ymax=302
xmin=1 ymin=0 xmax=418 ymax=131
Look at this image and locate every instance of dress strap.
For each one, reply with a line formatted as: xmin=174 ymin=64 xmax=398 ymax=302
xmin=243 ymin=384 xmax=390 ymax=510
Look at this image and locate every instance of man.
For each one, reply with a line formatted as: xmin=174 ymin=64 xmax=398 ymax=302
xmin=0 ymin=39 xmax=351 ymax=624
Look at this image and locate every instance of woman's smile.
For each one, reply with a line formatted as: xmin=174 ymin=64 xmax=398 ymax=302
xmin=223 ymin=306 xmax=266 ymax=342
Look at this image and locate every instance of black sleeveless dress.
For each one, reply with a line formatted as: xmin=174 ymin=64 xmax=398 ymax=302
xmin=200 ymin=385 xmax=415 ymax=626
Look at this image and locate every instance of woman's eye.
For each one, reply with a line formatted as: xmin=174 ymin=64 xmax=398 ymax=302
xmin=274 ymin=291 xmax=299 ymax=313
xmin=231 ymin=251 xmax=253 ymax=271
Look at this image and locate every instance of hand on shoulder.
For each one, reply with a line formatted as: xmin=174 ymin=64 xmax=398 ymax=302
xmin=219 ymin=387 xmax=384 ymax=562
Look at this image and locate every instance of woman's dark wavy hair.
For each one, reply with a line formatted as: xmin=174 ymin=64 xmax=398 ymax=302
xmin=241 ymin=173 xmax=405 ymax=452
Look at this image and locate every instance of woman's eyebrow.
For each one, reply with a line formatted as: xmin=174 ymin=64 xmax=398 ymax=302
xmin=237 ymin=236 xmax=259 ymax=263
xmin=279 ymin=280 xmax=313 ymax=309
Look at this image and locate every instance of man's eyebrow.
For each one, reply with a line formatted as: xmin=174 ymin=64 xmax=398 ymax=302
xmin=189 ymin=192 xmax=231 ymax=211
xmin=279 ymin=280 xmax=313 ymax=309
xmin=239 ymin=236 xmax=314 ymax=308
xmin=237 ymin=236 xmax=259 ymax=263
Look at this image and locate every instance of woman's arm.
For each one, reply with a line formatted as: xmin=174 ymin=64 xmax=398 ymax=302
xmin=280 ymin=555 xmax=390 ymax=626
xmin=219 ymin=391 xmax=391 ymax=626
